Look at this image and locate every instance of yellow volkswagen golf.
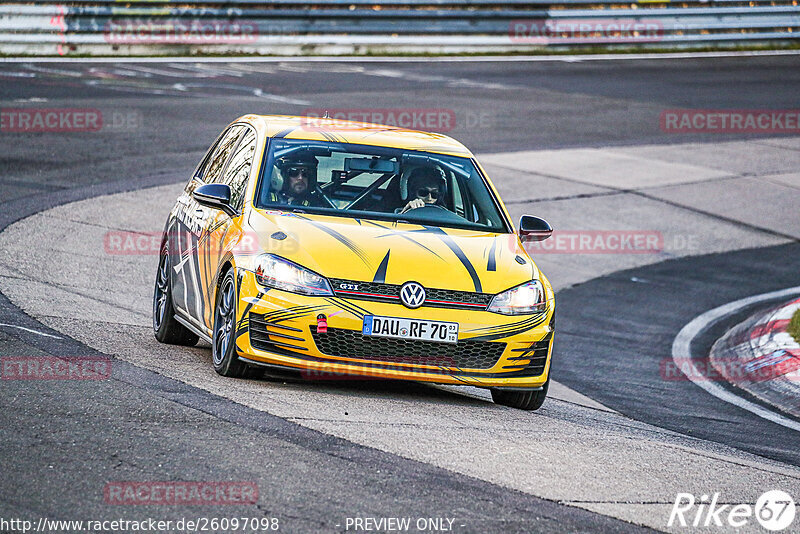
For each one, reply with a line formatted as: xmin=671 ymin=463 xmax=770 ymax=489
xmin=153 ymin=115 xmax=555 ymax=410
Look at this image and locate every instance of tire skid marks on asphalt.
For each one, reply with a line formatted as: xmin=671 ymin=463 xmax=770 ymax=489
xmin=6 ymin=62 xmax=312 ymax=102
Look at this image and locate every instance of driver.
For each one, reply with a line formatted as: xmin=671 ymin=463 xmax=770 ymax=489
xmin=268 ymin=154 xmax=320 ymax=207
xmin=398 ymin=167 xmax=447 ymax=214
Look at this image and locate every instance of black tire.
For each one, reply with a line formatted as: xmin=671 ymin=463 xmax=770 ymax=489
xmin=212 ymin=269 xmax=249 ymax=378
xmin=153 ymin=251 xmax=199 ymax=346
xmin=491 ymin=378 xmax=549 ymax=411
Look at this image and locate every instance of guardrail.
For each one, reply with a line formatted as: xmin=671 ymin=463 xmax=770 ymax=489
xmin=1 ymin=1 xmax=798 ymax=56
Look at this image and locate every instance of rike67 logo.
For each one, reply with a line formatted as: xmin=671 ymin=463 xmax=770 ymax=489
xmin=668 ymin=491 xmax=795 ymax=531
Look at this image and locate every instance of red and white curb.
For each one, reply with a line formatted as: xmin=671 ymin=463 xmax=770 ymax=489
xmin=672 ymin=286 xmax=800 ymax=432
xmin=710 ymin=297 xmax=800 ymax=418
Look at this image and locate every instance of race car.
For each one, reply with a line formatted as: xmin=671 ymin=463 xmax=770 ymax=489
xmin=153 ymin=115 xmax=555 ymax=410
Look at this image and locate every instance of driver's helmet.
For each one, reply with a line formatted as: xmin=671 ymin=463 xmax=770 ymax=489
xmin=274 ymin=153 xmax=319 ymax=193
xmin=403 ymin=166 xmax=447 ymax=205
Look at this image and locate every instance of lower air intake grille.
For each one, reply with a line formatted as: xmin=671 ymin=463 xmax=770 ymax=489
xmin=503 ymin=331 xmax=552 ymax=377
xmin=311 ymin=327 xmax=505 ymax=370
xmin=249 ymin=313 xmax=308 ymax=354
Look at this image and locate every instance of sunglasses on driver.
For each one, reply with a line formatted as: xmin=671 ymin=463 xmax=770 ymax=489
xmin=416 ymin=187 xmax=440 ymax=199
xmin=287 ymin=167 xmax=313 ymax=178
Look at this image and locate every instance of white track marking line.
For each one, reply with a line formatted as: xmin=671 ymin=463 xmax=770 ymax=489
xmin=250 ymin=89 xmax=310 ymax=105
xmin=672 ymin=285 xmax=800 ymax=432
xmin=2 ymin=50 xmax=800 ymax=64
xmin=0 ymin=322 xmax=63 ymax=339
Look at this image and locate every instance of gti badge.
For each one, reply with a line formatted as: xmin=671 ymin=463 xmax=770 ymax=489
xmin=400 ymin=282 xmax=426 ymax=309
xmin=338 ymin=283 xmax=359 ymax=291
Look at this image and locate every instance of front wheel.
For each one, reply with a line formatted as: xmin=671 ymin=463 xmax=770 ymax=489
xmin=212 ymin=269 xmax=248 ymax=378
xmin=491 ymin=378 xmax=549 ymax=411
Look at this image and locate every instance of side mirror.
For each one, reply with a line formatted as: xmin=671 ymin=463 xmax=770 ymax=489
xmin=192 ymin=183 xmax=237 ymax=218
xmin=519 ymin=215 xmax=553 ymax=242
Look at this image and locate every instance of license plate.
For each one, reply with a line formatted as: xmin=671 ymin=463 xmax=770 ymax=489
xmin=362 ymin=315 xmax=458 ymax=344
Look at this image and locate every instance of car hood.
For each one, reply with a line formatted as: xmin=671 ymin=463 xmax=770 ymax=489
xmin=244 ymin=210 xmax=537 ymax=295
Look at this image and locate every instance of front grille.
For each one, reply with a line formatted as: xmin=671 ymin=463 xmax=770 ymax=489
xmin=311 ymin=327 xmax=505 ymax=370
xmin=329 ymin=278 xmax=493 ymax=310
xmin=249 ymin=313 xmax=308 ymax=354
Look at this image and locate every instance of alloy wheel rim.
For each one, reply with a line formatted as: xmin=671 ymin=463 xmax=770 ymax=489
xmin=214 ymin=277 xmax=235 ymax=365
xmin=154 ymin=255 xmax=169 ymax=329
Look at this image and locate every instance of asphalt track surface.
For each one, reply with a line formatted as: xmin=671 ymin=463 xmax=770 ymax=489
xmin=1 ymin=56 xmax=800 ymax=533
xmin=554 ymin=242 xmax=800 ymax=466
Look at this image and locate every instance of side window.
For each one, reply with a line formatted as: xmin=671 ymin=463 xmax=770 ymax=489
xmin=203 ymin=125 xmax=244 ymax=184
xmin=221 ymin=127 xmax=257 ymax=210
xmin=185 ymin=132 xmax=225 ymax=193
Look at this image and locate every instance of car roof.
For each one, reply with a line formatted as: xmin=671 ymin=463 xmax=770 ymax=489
xmin=236 ymin=114 xmax=474 ymax=158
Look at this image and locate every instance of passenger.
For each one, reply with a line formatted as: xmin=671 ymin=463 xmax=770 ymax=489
xmin=268 ymin=154 xmax=321 ymax=207
xmin=398 ymin=167 xmax=448 ymax=214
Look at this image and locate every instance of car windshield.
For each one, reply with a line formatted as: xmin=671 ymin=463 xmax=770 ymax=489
xmin=254 ymin=139 xmax=510 ymax=233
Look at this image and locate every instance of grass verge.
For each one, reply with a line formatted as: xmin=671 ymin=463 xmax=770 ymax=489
xmin=789 ymin=308 xmax=800 ymax=345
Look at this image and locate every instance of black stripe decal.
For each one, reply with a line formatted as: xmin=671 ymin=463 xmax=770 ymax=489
xmin=261 ymin=305 xmax=307 ymax=320
xmin=467 ymin=315 xmax=542 ymax=333
xmin=373 ymin=250 xmax=390 ymax=283
xmin=464 ymin=316 xmax=548 ymax=342
xmin=269 ymin=305 xmax=328 ymax=324
xmin=237 ymin=292 xmax=264 ymax=332
xmin=318 ymin=130 xmax=336 ymax=143
xmin=422 ymin=226 xmax=482 ymax=293
xmin=325 ymin=297 xmax=367 ymax=320
xmin=272 ymin=308 xmax=325 ymax=324
xmin=295 ymin=215 xmax=373 ymax=269
xmin=337 ymin=301 xmax=368 ymax=320
xmin=261 ymin=305 xmax=317 ymax=323
xmin=364 ymin=220 xmax=444 ymax=260
xmin=328 ymin=131 xmax=347 ymax=143
xmin=333 ymin=302 xmax=365 ymax=321
xmin=487 ymin=239 xmax=497 ymax=272
xmin=273 ymin=127 xmax=296 ymax=139
xmin=339 ymin=298 xmax=371 ymax=316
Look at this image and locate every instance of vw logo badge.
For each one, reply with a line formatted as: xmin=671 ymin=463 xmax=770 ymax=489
xmin=400 ymin=282 xmax=426 ymax=309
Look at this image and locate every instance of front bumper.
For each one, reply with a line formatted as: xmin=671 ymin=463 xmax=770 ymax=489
xmin=233 ymin=270 xmax=554 ymax=388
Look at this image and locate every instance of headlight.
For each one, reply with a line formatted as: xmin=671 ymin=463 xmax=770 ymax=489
xmin=488 ymin=280 xmax=547 ymax=315
xmin=254 ymin=254 xmax=332 ymax=296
